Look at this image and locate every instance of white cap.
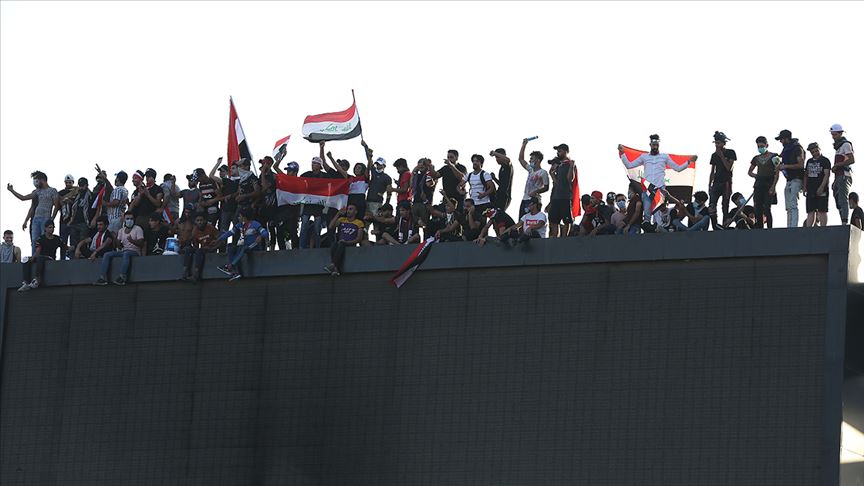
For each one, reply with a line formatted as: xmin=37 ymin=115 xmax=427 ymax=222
xmin=830 ymin=123 xmax=844 ymax=133
xmin=374 ymin=157 xmax=386 ymax=166
xmin=311 ymin=156 xmax=323 ymax=165
xmin=64 ymin=174 xmax=74 ymax=182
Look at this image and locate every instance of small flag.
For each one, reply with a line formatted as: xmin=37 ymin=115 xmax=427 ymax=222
xmin=640 ymin=178 xmax=666 ymax=214
xmin=91 ymin=185 xmax=106 ymax=210
xmin=227 ymin=97 xmax=253 ymax=169
xmin=162 ymin=208 xmax=175 ymax=225
xmin=618 ymin=145 xmax=696 ymax=201
xmin=302 ymin=94 xmax=362 ymax=142
xmin=391 ymin=237 xmax=436 ymax=288
xmin=272 ymin=135 xmax=290 ymax=163
xmin=275 ymin=174 xmax=351 ymax=209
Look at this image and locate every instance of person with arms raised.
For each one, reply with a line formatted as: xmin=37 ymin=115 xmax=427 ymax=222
xmin=6 ymin=170 xmax=60 ymax=255
xmin=619 ymin=134 xmax=696 ymax=223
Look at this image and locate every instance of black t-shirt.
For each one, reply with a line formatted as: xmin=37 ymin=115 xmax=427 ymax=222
xmin=592 ymin=203 xmax=614 ymax=228
xmin=550 ymin=160 xmax=573 ymax=200
xmin=220 ymin=178 xmax=239 ymax=212
xmin=710 ymin=149 xmax=737 ymax=183
xmin=805 ymin=156 xmax=831 ymax=193
xmin=781 ymin=141 xmax=806 ymax=180
xmin=459 ymin=211 xmax=486 ymax=240
xmin=133 ymin=184 xmax=164 ymax=218
xmin=438 ymin=164 xmax=467 ymax=201
xmin=851 ymin=207 xmax=864 ymax=228
xmin=36 ymin=234 xmax=66 ymax=259
xmin=496 ymin=164 xmax=513 ymax=200
xmin=144 ymin=225 xmax=169 ymax=255
xmin=367 ymin=170 xmax=392 ymax=203
xmin=237 ymin=175 xmax=259 ymax=209
xmin=395 ymin=215 xmax=420 ymax=243
xmin=488 ymin=208 xmax=515 ymax=230
xmin=412 ymin=169 xmax=434 ymax=204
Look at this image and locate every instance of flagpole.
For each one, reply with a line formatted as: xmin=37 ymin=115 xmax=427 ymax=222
xmin=352 ymin=89 xmax=365 ymax=144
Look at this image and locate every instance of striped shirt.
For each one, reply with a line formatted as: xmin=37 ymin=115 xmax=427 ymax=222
xmin=108 ymin=186 xmax=129 ymax=222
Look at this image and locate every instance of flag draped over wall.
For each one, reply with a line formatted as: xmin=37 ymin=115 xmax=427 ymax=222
xmin=391 ymin=237 xmax=436 ymax=288
xmin=618 ymin=145 xmax=696 ymax=201
xmin=227 ymin=97 xmax=252 ymax=169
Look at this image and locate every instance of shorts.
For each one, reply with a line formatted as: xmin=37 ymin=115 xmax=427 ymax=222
xmin=548 ymin=199 xmax=573 ymax=225
xmin=806 ymin=194 xmax=828 ymax=213
xmin=411 ymin=201 xmax=429 ymax=223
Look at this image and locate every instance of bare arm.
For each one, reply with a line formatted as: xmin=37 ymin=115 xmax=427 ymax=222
xmin=518 ymin=140 xmax=529 ymax=170
xmin=6 ymin=185 xmax=35 ymax=201
xmin=208 ymin=157 xmax=223 ymax=179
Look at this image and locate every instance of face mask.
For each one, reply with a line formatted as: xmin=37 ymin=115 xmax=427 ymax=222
xmin=758 ymin=146 xmax=768 ymax=155
xmin=738 ymin=197 xmax=747 ymax=206
xmin=32 ymin=179 xmax=40 ymax=188
xmin=375 ymin=167 xmax=384 ymax=174
xmin=693 ymin=202 xmax=702 ymax=210
xmin=124 ymin=219 xmax=134 ymax=228
xmin=238 ymin=169 xmax=252 ymax=180
xmin=616 ymin=200 xmax=626 ymax=209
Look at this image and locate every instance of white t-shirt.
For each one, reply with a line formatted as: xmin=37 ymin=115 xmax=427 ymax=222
xmin=523 ymin=166 xmax=550 ymax=201
xmin=463 ymin=171 xmax=491 ymax=205
xmin=836 ymin=141 xmax=854 ymax=176
xmin=348 ymin=176 xmax=368 ymax=195
xmin=520 ymin=211 xmax=548 ymax=238
xmin=117 ymin=225 xmax=144 ymax=255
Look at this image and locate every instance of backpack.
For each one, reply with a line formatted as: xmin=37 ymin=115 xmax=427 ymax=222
xmin=472 ymin=171 xmax=496 ymax=197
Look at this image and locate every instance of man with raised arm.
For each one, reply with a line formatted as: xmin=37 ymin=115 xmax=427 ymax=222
xmin=518 ymin=138 xmax=549 ymax=219
xmin=619 ymin=134 xmax=696 ymax=222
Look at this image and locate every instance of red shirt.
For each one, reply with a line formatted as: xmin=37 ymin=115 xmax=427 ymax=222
xmin=397 ymin=171 xmax=412 ymax=203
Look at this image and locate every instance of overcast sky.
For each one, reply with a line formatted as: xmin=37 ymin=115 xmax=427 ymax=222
xmin=2 ymin=1 xmax=863 ymax=236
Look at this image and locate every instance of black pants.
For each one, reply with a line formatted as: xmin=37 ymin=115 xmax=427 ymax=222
xmin=753 ymin=180 xmax=772 ymax=229
xmin=499 ymin=229 xmax=539 ymax=245
xmin=330 ymin=241 xmax=349 ymax=272
xmin=182 ymin=247 xmax=212 ymax=278
xmin=69 ymin=223 xmax=90 ymax=256
xmin=22 ymin=255 xmax=52 ymax=283
xmin=709 ymin=180 xmax=732 ymax=230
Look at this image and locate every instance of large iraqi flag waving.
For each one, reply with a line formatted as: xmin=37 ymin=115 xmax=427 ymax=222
xmin=302 ymin=93 xmax=362 ymax=142
xmin=618 ymin=145 xmax=696 ymax=201
xmin=275 ymin=174 xmax=350 ymax=209
xmin=227 ymin=97 xmax=253 ymax=169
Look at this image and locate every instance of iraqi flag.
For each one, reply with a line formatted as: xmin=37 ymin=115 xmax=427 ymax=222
xmin=302 ymin=97 xmax=362 ymax=142
xmin=571 ymin=162 xmax=581 ymax=217
xmin=91 ymin=184 xmax=106 ymax=210
xmin=391 ymin=237 xmax=436 ymax=288
xmin=272 ymin=135 xmax=290 ymax=163
xmin=275 ymin=173 xmax=350 ymax=209
xmin=227 ymin=97 xmax=253 ymax=169
xmin=640 ymin=178 xmax=666 ymax=214
xmin=618 ymin=145 xmax=696 ymax=201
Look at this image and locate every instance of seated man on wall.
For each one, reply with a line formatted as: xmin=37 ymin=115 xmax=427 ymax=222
xmin=325 ymin=203 xmax=365 ymax=277
xmin=216 ymin=207 xmax=268 ymax=282
xmin=95 ymin=210 xmax=144 ymax=286
xmin=73 ymin=215 xmax=114 ymax=260
xmin=18 ymin=220 xmax=67 ymax=292
xmin=180 ymin=211 xmax=224 ymax=283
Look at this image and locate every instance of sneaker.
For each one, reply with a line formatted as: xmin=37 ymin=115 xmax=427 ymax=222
xmin=113 ymin=276 xmax=126 ymax=286
xmin=28 ymin=278 xmax=39 ymax=289
xmin=94 ymin=276 xmax=109 ymax=286
xmin=189 ymin=274 xmax=199 ymax=285
xmin=323 ymin=263 xmax=336 ymax=275
xmin=17 ymin=281 xmax=31 ymax=292
xmin=217 ymin=264 xmax=233 ymax=275
xmin=228 ymin=272 xmax=242 ymax=282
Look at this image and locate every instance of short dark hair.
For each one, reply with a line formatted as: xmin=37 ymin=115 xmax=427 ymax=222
xmin=755 ymin=136 xmax=768 ymax=144
xmin=447 ymin=149 xmax=459 ymax=158
xmin=628 ymin=181 xmax=642 ymax=195
xmin=3 ymin=230 xmax=12 ymax=236
xmin=529 ymin=151 xmax=544 ymax=162
xmin=379 ymin=203 xmax=393 ymax=212
xmin=465 ymin=198 xmax=475 ymax=205
xmin=194 ymin=211 xmax=207 ymax=220
xmin=43 ymin=220 xmax=55 ymax=228
xmin=471 ymin=154 xmax=485 ymax=164
xmin=30 ymin=171 xmax=47 ymax=181
xmin=731 ymin=192 xmax=744 ymax=201
xmin=149 ymin=212 xmax=162 ymax=222
xmin=694 ymin=191 xmax=709 ymax=202
xmin=494 ymin=148 xmax=506 ymax=156
xmin=96 ymin=215 xmax=109 ymax=225
xmin=850 ymin=192 xmax=859 ymax=203
xmin=394 ymin=158 xmax=408 ymax=169
xmin=124 ymin=210 xmax=135 ymax=217
xmin=239 ymin=207 xmax=254 ymax=219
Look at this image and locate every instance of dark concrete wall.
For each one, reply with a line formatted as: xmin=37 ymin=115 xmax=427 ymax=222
xmin=0 ymin=227 xmax=858 ymax=485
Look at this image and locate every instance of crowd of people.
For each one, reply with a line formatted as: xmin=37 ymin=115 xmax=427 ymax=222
xmin=2 ymin=125 xmax=859 ymax=290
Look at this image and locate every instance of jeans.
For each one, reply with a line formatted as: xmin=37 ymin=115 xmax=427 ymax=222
xmin=330 ymin=240 xmax=348 ymax=272
xmin=30 ymin=216 xmax=48 ymax=255
xmin=226 ymin=243 xmax=261 ymax=275
xmin=672 ymin=216 xmax=710 ymax=232
xmin=299 ymin=214 xmax=322 ymax=249
xmin=60 ymin=223 xmax=71 ymax=258
xmin=640 ymin=191 xmax=652 ymax=222
xmin=182 ymin=247 xmax=211 ymax=278
xmin=100 ymin=250 xmax=137 ymax=279
xmin=22 ymin=255 xmax=52 ymax=283
xmin=833 ymin=174 xmax=852 ymax=224
xmin=784 ymin=178 xmax=803 ymax=228
xmin=69 ymin=223 xmax=90 ymax=256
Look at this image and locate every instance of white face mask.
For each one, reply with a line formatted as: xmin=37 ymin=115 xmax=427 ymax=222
xmin=124 ymin=219 xmax=134 ymax=228
xmin=33 ymin=179 xmax=40 ymax=188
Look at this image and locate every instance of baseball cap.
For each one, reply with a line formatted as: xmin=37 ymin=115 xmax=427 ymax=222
xmin=311 ymin=156 xmax=323 ymax=165
xmin=187 ymin=168 xmax=206 ymax=182
xmin=553 ymin=143 xmax=570 ymax=152
xmin=807 ymin=142 xmax=820 ymax=151
xmin=606 ymin=191 xmax=616 ymax=201
xmin=77 ymin=177 xmax=88 ymax=186
xmin=64 ymin=174 xmax=75 ymax=182
xmin=830 ymin=124 xmax=844 ymax=133
xmin=285 ymin=161 xmax=300 ymax=172
xmin=713 ymin=131 xmax=730 ymax=142
xmin=337 ymin=159 xmax=350 ymax=169
xmin=218 ymin=164 xmax=229 ymax=172
xmin=775 ymin=129 xmax=792 ymax=141
xmin=591 ymin=190 xmax=603 ymax=201
xmin=374 ymin=157 xmax=386 ymax=166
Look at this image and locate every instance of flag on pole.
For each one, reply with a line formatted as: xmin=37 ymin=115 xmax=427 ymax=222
xmin=272 ymin=135 xmax=290 ymax=163
xmin=91 ymin=185 xmax=106 ymax=210
xmin=302 ymin=94 xmax=362 ymax=142
xmin=618 ymin=145 xmax=696 ymax=201
xmin=275 ymin=174 xmax=350 ymax=209
xmin=227 ymin=97 xmax=252 ymax=169
xmin=391 ymin=237 xmax=436 ymax=288
xmin=640 ymin=178 xmax=666 ymax=214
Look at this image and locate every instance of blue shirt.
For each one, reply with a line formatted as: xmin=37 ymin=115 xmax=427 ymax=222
xmin=219 ymin=220 xmax=269 ymax=250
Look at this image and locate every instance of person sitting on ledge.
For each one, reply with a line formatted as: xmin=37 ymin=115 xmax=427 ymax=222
xmin=498 ymin=196 xmax=547 ymax=246
xmin=73 ymin=215 xmax=114 ymax=260
xmin=325 ymin=203 xmax=365 ymax=276
xmin=216 ymin=207 xmax=268 ymax=282
xmin=95 ymin=210 xmax=144 ymax=286
xmin=18 ymin=220 xmax=67 ymax=292
xmin=180 ymin=211 xmax=223 ymax=283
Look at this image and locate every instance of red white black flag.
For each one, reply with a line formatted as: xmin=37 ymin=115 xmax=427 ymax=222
xmin=227 ymin=97 xmax=252 ymax=169
xmin=272 ymin=135 xmax=290 ymax=163
xmin=302 ymin=94 xmax=362 ymax=142
xmin=274 ymin=173 xmax=350 ymax=209
xmin=390 ymin=237 xmax=436 ymax=288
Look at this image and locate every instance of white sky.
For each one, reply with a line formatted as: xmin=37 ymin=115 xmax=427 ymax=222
xmin=2 ymin=1 xmax=863 ymax=236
